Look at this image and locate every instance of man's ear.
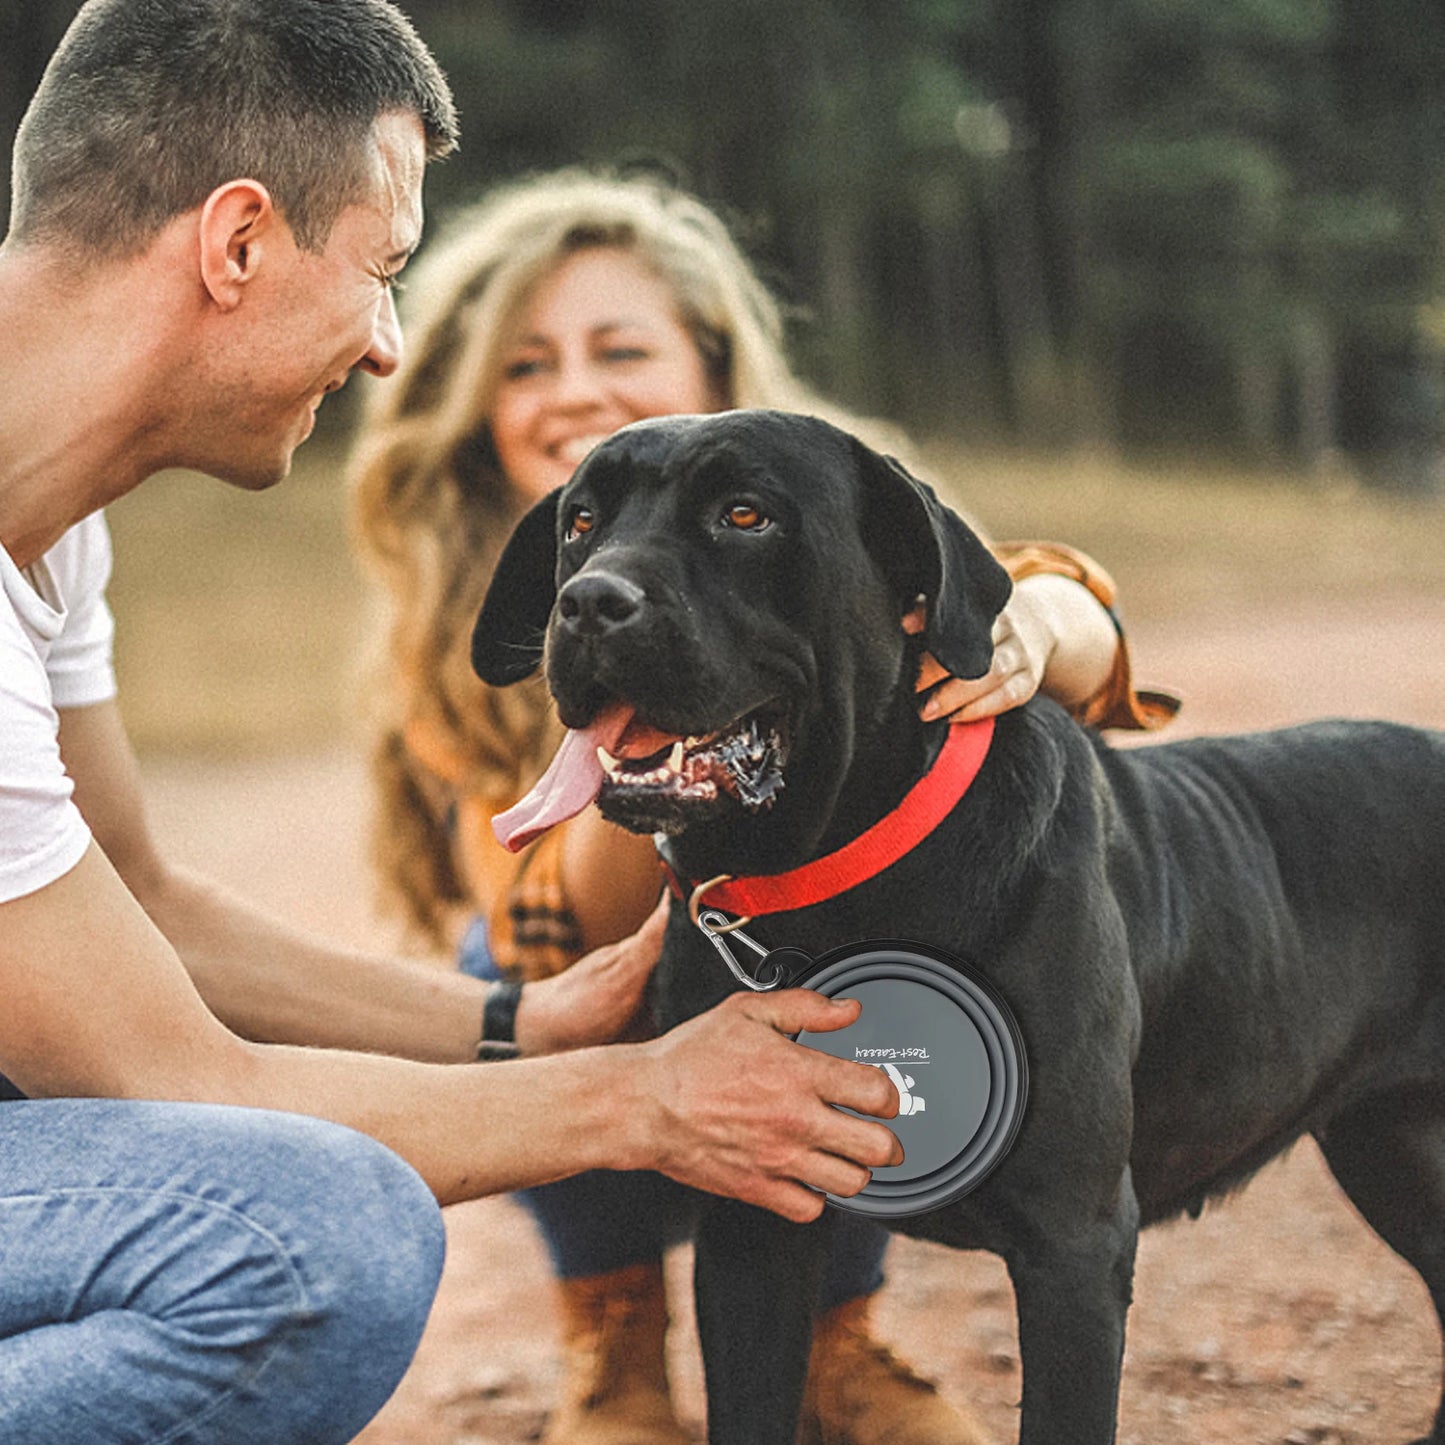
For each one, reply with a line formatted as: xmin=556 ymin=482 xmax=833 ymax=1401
xmin=197 ymin=180 xmax=280 ymax=309
xmin=853 ymin=438 xmax=1011 ymax=681
xmin=472 ymin=490 xmax=563 ymax=685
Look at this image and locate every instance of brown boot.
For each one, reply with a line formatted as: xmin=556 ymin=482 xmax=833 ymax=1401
xmin=543 ymin=1261 xmax=692 ymax=1445
xmin=798 ymin=1294 xmax=993 ymax=1445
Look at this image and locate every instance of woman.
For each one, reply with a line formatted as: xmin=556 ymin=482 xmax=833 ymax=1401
xmin=350 ymin=168 xmax=1171 ymax=1445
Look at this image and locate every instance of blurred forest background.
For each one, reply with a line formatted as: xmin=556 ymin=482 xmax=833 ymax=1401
xmin=2 ymin=0 xmax=1442 ymax=752
xmin=5 ymin=0 xmax=1443 ymax=478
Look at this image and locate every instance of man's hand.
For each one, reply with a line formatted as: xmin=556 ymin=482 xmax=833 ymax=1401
xmin=630 ymin=989 xmax=904 ymax=1223
xmin=513 ymin=896 xmax=668 ymax=1055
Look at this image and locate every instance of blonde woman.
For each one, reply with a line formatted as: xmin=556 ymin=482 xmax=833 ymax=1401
xmin=350 ymin=168 xmax=1170 ymax=1445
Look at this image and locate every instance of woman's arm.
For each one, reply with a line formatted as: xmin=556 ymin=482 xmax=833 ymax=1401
xmin=912 ymin=539 xmax=1178 ymax=729
xmin=915 ymin=571 xmax=1120 ymax=723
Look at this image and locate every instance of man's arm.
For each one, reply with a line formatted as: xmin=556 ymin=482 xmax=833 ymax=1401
xmin=44 ymin=700 xmax=904 ymax=1217
xmin=57 ymin=699 xmax=650 ymax=1059
xmin=0 ymin=839 xmax=901 ymax=1219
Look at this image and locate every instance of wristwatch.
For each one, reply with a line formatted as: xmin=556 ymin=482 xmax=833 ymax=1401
xmin=476 ymin=980 xmax=523 ymax=1061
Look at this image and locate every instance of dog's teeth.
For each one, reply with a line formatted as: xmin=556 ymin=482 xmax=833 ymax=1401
xmin=597 ymin=746 xmax=623 ymax=781
xmin=667 ymin=742 xmax=685 ymax=773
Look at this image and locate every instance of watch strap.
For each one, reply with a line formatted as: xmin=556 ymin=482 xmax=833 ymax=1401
xmin=476 ymin=980 xmax=523 ymax=1061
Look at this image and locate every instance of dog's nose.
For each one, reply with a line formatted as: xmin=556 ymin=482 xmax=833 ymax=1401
xmin=557 ymin=572 xmax=645 ymax=637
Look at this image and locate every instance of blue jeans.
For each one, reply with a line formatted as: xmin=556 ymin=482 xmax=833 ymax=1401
xmin=459 ymin=918 xmax=887 ymax=1310
xmin=0 ymin=1097 xmax=445 ymax=1444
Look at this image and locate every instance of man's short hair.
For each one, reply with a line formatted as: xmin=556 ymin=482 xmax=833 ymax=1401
xmin=10 ymin=0 xmax=458 ymax=259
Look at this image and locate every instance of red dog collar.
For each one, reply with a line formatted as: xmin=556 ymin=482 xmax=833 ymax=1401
xmin=663 ymin=717 xmax=995 ymax=923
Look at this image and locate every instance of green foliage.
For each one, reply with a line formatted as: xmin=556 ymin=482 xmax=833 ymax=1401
xmin=3 ymin=0 xmax=1441 ymax=479
xmin=1128 ymin=0 xmax=1334 ymax=47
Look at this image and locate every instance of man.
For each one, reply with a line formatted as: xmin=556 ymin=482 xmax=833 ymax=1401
xmin=0 ymin=3 xmax=903 ymax=1440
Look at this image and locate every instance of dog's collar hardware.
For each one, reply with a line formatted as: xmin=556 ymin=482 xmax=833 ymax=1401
xmin=666 ymin=717 xmax=995 ymax=920
xmin=695 ymin=909 xmax=795 ymax=991
xmin=688 ymin=874 xmax=746 ymax=929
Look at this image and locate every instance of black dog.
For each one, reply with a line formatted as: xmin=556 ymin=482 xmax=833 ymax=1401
xmin=472 ymin=409 xmax=1445 ymax=1445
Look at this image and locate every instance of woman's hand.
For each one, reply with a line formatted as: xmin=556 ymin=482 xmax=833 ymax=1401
xmin=911 ymin=574 xmax=1118 ymax=723
xmin=513 ymin=894 xmax=668 ymax=1054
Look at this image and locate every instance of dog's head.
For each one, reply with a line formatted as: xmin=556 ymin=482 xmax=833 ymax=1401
xmin=472 ymin=410 xmax=1010 ymax=871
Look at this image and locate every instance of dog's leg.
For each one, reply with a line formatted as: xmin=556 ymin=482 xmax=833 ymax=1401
xmin=1317 ymin=1095 xmax=1445 ymax=1444
xmin=1006 ymin=1180 xmax=1140 ymax=1445
xmin=693 ymin=1195 xmax=832 ymax=1445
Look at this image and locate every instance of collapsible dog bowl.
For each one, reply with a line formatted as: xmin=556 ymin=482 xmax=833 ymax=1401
xmin=792 ymin=940 xmax=1027 ymax=1218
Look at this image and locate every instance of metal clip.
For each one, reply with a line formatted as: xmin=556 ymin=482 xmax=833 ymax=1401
xmin=695 ymin=909 xmax=788 ymax=992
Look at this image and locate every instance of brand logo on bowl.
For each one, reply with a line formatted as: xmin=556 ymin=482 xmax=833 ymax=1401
xmin=858 ymin=1058 xmax=927 ymax=1117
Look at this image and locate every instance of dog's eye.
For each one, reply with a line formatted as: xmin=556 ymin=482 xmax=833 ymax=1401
xmin=723 ymin=503 xmax=770 ymax=532
xmin=566 ymin=508 xmax=595 ymax=541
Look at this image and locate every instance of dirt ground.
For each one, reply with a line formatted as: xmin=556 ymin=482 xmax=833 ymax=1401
xmin=139 ymin=592 xmax=1445 ymax=1445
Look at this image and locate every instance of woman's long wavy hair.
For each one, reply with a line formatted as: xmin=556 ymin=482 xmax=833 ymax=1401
xmin=349 ymin=167 xmax=898 ymax=945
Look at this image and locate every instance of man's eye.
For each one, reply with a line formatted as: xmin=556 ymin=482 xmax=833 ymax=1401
xmin=723 ymin=502 xmax=770 ymax=531
xmin=566 ymin=508 xmax=595 ymax=540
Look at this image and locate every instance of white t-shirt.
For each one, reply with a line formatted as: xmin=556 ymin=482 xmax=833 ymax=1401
xmin=0 ymin=513 xmax=118 ymax=903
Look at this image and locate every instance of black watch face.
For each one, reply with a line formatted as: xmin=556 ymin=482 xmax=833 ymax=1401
xmin=793 ymin=941 xmax=1027 ymax=1217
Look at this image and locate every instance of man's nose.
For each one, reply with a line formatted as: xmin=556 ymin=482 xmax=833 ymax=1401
xmin=359 ymin=289 xmax=403 ymax=378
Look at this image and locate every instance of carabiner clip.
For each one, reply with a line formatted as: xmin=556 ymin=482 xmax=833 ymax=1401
xmin=695 ymin=909 xmax=789 ymax=992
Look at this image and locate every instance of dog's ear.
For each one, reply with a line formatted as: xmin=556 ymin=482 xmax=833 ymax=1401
xmin=471 ymin=490 xmax=561 ymax=686
xmin=853 ymin=439 xmax=1012 ymax=680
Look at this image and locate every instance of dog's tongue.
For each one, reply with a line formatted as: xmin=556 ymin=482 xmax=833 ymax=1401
xmin=492 ymin=702 xmax=637 ymax=853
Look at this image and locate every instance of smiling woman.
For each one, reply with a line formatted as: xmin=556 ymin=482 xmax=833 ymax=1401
xmin=349 ymin=168 xmax=862 ymax=962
